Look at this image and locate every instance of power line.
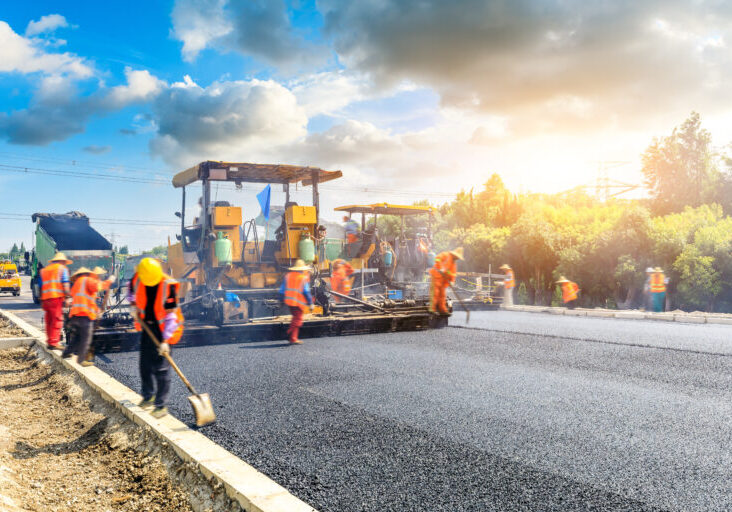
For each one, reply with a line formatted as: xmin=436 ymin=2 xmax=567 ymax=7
xmin=0 ymin=212 xmax=178 ymax=226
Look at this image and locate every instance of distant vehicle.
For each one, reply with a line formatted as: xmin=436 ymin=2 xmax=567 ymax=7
xmin=28 ymin=212 xmax=115 ymax=304
xmin=0 ymin=261 xmax=21 ymax=296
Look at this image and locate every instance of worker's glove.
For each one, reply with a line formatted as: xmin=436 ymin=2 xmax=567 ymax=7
xmin=162 ymin=312 xmax=178 ymax=340
xmin=107 ymin=275 xmax=117 ymax=284
xmin=158 ymin=342 xmax=170 ymax=356
xmin=64 ymin=297 xmax=72 ymax=308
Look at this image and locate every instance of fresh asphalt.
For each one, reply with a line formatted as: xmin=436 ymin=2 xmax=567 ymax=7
xmin=4 ymin=279 xmax=731 ymax=511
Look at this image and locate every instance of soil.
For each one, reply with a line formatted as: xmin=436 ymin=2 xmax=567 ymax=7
xmin=0 ymin=316 xmax=26 ymax=338
xmin=0 ymin=347 xmax=196 ymax=512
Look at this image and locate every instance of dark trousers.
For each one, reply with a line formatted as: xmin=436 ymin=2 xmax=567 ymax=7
xmin=287 ymin=306 xmax=304 ymax=342
xmin=62 ymin=316 xmax=94 ymax=363
xmin=139 ymin=328 xmax=171 ymax=407
xmin=565 ymin=299 xmax=577 ymax=309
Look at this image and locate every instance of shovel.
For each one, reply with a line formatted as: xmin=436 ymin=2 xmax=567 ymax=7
xmin=134 ymin=312 xmax=216 ymax=427
xmin=448 ymin=282 xmax=471 ymax=324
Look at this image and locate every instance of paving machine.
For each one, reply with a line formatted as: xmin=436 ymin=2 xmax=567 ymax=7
xmin=331 ymin=203 xmax=435 ymax=300
xmin=92 ymin=162 xmax=446 ymax=352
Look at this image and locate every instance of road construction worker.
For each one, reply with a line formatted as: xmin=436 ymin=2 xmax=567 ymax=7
xmin=556 ymin=276 xmax=580 ymax=309
xmin=330 ymin=259 xmax=354 ymax=303
xmin=429 ymin=247 xmax=464 ymax=314
xmin=343 ymin=216 xmax=360 ymax=244
xmin=40 ymin=252 xmax=73 ymax=349
xmin=280 ymin=259 xmax=313 ymax=344
xmin=130 ymin=258 xmax=184 ymax=418
xmin=500 ymin=264 xmax=515 ymax=306
xmin=62 ymin=267 xmax=115 ymax=365
xmin=650 ymin=267 xmax=667 ymax=312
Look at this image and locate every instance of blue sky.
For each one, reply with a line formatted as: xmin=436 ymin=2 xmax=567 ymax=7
xmin=2 ymin=1 xmax=732 ymax=252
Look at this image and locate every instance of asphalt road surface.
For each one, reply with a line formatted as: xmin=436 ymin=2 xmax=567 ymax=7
xmin=4 ymin=278 xmax=732 ymax=511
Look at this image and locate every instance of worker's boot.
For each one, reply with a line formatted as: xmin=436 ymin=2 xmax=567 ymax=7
xmin=138 ymin=396 xmax=155 ymax=409
xmin=151 ymin=406 xmax=168 ymax=419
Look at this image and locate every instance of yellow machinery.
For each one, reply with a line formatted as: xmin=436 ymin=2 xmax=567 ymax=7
xmin=166 ymin=161 xmax=341 ymax=324
xmin=90 ymin=164 xmax=448 ymax=348
xmin=333 ymin=203 xmax=436 ymax=294
xmin=0 ymin=261 xmax=21 ymax=296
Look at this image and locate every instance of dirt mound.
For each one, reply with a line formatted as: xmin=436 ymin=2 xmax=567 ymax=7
xmin=0 ymin=316 xmax=26 ymax=338
xmin=0 ymin=347 xmax=199 ymax=512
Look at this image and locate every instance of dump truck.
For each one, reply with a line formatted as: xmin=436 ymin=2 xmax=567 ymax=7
xmin=28 ymin=212 xmax=115 ymax=304
xmin=91 ymin=161 xmax=446 ymax=352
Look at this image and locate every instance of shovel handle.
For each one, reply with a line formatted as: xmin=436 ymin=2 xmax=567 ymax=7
xmin=133 ymin=311 xmax=200 ymax=396
xmin=448 ymin=282 xmax=471 ymax=323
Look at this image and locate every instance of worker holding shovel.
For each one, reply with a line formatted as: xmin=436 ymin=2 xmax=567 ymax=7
xmin=130 ymin=258 xmax=184 ymax=418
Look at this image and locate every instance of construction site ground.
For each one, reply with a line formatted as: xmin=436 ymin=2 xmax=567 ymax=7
xmin=3 ymin=276 xmax=732 ymax=511
xmin=0 ymin=347 xmax=195 ymax=512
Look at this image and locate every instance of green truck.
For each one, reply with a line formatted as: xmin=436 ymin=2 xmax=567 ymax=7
xmin=28 ymin=212 xmax=116 ymax=304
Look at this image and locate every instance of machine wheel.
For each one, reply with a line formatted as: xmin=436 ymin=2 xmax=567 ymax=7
xmin=31 ymin=281 xmax=40 ymax=304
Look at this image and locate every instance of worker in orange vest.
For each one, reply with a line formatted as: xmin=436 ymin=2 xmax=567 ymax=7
xmin=649 ymin=267 xmax=667 ymax=312
xmin=500 ymin=264 xmax=515 ymax=306
xmin=429 ymin=247 xmax=464 ymax=314
xmin=62 ymin=267 xmax=115 ymax=365
xmin=280 ymin=259 xmax=313 ymax=344
xmin=39 ymin=252 xmax=73 ymax=349
xmin=556 ymin=276 xmax=580 ymax=309
xmin=131 ymin=258 xmax=184 ymax=418
xmin=330 ymin=259 xmax=354 ymax=303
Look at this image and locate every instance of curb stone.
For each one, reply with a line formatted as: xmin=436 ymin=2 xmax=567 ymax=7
xmin=502 ymin=305 xmax=730 ymax=326
xmin=0 ymin=308 xmax=317 ymax=512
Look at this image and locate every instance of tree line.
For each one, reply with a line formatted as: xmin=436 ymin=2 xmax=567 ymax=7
xmin=429 ymin=112 xmax=732 ymax=312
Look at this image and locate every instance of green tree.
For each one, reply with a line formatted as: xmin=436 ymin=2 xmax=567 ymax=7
xmin=118 ymin=245 xmax=129 ymax=255
xmin=642 ymin=112 xmax=722 ymax=214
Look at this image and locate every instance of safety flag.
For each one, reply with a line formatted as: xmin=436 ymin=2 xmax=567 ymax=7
xmin=256 ymin=184 xmax=271 ymax=221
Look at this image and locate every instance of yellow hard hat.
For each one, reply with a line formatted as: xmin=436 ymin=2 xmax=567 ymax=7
xmin=138 ymin=257 xmax=163 ymax=286
xmin=71 ymin=267 xmax=93 ymax=278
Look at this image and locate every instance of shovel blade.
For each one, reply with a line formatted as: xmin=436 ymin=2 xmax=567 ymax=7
xmin=188 ymin=393 xmax=216 ymax=427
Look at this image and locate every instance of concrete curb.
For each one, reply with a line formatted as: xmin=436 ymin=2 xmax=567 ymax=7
xmin=0 ymin=336 xmax=35 ymax=349
xmin=0 ymin=308 xmax=317 ymax=512
xmin=502 ymin=305 xmax=731 ymax=325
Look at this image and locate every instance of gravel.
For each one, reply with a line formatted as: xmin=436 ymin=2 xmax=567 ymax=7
xmin=94 ymin=311 xmax=732 ymax=511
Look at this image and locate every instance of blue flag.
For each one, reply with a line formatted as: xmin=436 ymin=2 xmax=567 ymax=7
xmin=256 ymin=184 xmax=271 ymax=221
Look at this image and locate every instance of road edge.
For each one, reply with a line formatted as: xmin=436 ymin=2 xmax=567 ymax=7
xmin=502 ymin=305 xmax=732 ymax=325
xmin=0 ymin=308 xmax=317 ymax=512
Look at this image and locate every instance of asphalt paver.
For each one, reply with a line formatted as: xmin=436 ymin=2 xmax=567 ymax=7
xmin=91 ymin=314 xmax=732 ymax=512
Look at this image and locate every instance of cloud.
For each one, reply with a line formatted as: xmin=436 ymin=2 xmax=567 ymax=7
xmin=149 ymin=77 xmax=308 ymax=166
xmin=318 ymin=0 xmax=732 ymax=135
xmin=25 ymin=14 xmax=69 ymax=36
xmin=0 ymin=21 xmax=91 ymax=78
xmin=171 ymin=0 xmax=232 ymax=62
xmin=171 ymin=0 xmax=327 ymax=70
xmin=0 ymin=66 xmax=166 ymax=145
xmin=83 ymin=145 xmax=111 ymax=154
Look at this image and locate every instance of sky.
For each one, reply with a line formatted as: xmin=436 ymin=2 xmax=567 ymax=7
xmin=2 ymin=0 xmax=732 ymax=252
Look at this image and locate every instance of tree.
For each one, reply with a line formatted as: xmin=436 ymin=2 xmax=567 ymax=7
xmin=642 ymin=112 xmax=722 ymax=214
xmin=118 ymin=245 xmax=129 ymax=255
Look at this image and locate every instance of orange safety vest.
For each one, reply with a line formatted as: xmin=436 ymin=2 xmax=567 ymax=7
xmin=284 ymin=271 xmax=310 ymax=312
xmin=331 ymin=267 xmax=352 ymax=296
xmin=40 ymin=263 xmax=67 ymax=300
xmin=69 ymin=276 xmax=102 ymax=320
xmin=504 ymin=269 xmax=515 ymax=289
xmin=562 ymin=281 xmax=579 ymax=303
xmin=650 ymin=272 xmax=666 ymax=293
xmin=430 ymin=252 xmax=457 ymax=284
xmin=134 ymin=274 xmax=184 ymax=345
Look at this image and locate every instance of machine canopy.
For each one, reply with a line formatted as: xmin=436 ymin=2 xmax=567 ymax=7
xmin=334 ymin=203 xmax=435 ymax=216
xmin=173 ymin=161 xmax=342 ymax=188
